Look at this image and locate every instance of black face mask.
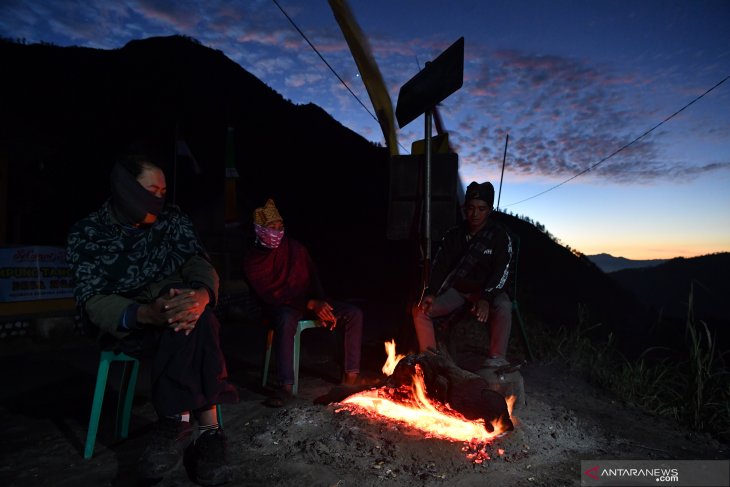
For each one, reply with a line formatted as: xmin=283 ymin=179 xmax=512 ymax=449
xmin=109 ymin=163 xmax=165 ymax=225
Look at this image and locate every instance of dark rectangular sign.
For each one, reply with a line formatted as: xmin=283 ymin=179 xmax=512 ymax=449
xmin=395 ymin=37 xmax=464 ymax=128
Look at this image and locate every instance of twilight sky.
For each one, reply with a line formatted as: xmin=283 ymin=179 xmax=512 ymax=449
xmin=2 ymin=0 xmax=729 ymax=259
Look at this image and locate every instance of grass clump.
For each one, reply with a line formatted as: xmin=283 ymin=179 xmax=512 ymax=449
xmin=531 ymin=286 xmax=729 ymax=442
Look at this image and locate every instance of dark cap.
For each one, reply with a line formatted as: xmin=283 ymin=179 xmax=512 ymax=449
xmin=465 ymin=181 xmax=495 ymax=207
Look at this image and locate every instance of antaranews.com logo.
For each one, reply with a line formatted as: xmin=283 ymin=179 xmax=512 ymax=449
xmin=580 ymin=460 xmax=728 ymax=486
xmin=583 ymin=464 xmax=678 ymax=483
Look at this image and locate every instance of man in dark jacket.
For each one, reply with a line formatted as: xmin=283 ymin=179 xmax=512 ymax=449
xmin=413 ymin=181 xmax=513 ymax=368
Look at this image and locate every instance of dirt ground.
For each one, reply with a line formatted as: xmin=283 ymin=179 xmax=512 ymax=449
xmin=0 ymin=319 xmax=727 ymax=487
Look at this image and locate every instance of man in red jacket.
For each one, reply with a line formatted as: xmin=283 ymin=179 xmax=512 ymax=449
xmin=243 ymin=199 xmax=363 ymax=406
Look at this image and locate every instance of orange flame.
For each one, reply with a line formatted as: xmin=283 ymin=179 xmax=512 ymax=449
xmin=381 ymin=339 xmax=405 ymax=376
xmin=505 ymin=394 xmax=516 ymax=417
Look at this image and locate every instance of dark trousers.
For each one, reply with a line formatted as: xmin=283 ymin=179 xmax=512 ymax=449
xmin=266 ymin=301 xmax=363 ymax=385
xmin=118 ymin=308 xmax=238 ymax=417
xmin=413 ymin=288 xmax=512 ymax=357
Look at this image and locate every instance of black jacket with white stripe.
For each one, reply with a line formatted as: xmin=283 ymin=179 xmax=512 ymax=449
xmin=427 ymin=219 xmax=513 ymax=304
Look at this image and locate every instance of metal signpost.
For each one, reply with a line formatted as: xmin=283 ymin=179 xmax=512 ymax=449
xmin=395 ymin=37 xmax=464 ymax=287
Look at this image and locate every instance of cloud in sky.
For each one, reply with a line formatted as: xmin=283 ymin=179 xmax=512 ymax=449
xmin=1 ymin=0 xmax=728 ymax=189
xmin=2 ymin=0 xmax=728 ymax=259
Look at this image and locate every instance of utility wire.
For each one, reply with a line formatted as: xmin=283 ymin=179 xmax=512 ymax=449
xmin=505 ymin=73 xmax=730 ymax=207
xmin=271 ymin=0 xmax=407 ymax=153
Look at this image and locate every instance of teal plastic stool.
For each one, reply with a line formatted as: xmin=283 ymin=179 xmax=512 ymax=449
xmin=84 ymin=350 xmax=224 ymax=459
xmin=262 ymin=320 xmax=318 ymax=395
xmin=509 ymin=234 xmax=534 ymax=362
xmin=84 ymin=350 xmax=139 ymax=459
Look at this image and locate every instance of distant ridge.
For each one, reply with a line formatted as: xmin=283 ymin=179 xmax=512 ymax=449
xmin=610 ymin=252 xmax=730 ymax=351
xmin=586 ymin=253 xmax=668 ymax=273
xmin=611 ymin=252 xmax=730 ymax=320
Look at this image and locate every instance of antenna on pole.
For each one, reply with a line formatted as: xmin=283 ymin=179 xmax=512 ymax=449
xmin=497 ymin=133 xmax=509 ymax=211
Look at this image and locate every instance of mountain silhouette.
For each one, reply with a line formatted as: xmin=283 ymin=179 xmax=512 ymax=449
xmin=1 ymin=35 xmax=414 ymax=338
xmin=610 ymin=253 xmax=730 ymax=351
xmin=1 ymin=35 xmax=674 ymax=356
xmin=586 ymin=253 xmax=668 ymax=273
xmin=2 ymin=35 xmax=385 ymax=240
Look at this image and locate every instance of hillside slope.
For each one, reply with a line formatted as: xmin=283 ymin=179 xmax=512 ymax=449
xmin=2 ymin=36 xmax=666 ymax=356
xmin=610 ymin=252 xmax=730 ymax=350
xmin=1 ymin=36 xmax=388 ymax=242
xmin=492 ymin=213 xmax=656 ymax=357
xmin=1 ymin=36 xmax=402 ymax=302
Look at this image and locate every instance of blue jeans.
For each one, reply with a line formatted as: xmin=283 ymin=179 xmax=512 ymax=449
xmin=268 ymin=301 xmax=363 ymax=385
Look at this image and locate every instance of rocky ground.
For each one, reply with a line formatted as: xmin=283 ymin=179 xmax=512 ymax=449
xmin=0 ymin=318 xmax=726 ymax=487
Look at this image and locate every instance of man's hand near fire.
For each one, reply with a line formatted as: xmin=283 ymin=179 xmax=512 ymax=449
xmin=471 ymin=299 xmax=489 ymax=323
xmin=308 ymin=299 xmax=338 ymax=330
xmin=419 ymin=294 xmax=435 ymax=314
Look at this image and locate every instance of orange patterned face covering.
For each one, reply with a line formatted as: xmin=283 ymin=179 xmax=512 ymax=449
xmin=254 ymin=223 xmax=284 ymax=249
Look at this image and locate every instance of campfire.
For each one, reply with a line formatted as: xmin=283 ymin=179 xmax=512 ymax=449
xmin=337 ymin=341 xmax=516 ymax=462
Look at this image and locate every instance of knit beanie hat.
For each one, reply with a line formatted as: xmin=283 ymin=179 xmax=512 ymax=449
xmin=253 ymin=199 xmax=283 ymax=226
xmin=465 ymin=181 xmax=495 ymax=207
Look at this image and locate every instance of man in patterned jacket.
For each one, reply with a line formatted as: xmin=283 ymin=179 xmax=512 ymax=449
xmin=412 ymin=181 xmax=513 ymax=368
xmin=66 ymin=149 xmax=237 ymax=485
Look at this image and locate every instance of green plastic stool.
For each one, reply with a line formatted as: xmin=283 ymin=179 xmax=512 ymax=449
xmin=84 ymin=350 xmax=139 ymax=459
xmin=509 ymin=234 xmax=534 ymax=362
xmin=84 ymin=350 xmax=224 ymax=459
xmin=262 ymin=319 xmax=318 ymax=395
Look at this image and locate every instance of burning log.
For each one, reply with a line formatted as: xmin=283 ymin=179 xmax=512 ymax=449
xmin=387 ymin=348 xmax=514 ymax=433
xmin=316 ymin=347 xmax=513 ymax=434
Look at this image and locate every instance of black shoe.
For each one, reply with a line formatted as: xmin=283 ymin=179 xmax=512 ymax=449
xmin=193 ymin=428 xmax=232 ymax=486
xmin=139 ymin=417 xmax=193 ymax=479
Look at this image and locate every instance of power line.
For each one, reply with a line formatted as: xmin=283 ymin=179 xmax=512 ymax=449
xmin=271 ymin=0 xmax=407 ymax=152
xmin=505 ymin=73 xmax=730 ymax=207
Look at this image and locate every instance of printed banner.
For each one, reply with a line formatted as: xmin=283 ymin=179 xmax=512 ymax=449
xmin=0 ymin=246 xmax=73 ymax=302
